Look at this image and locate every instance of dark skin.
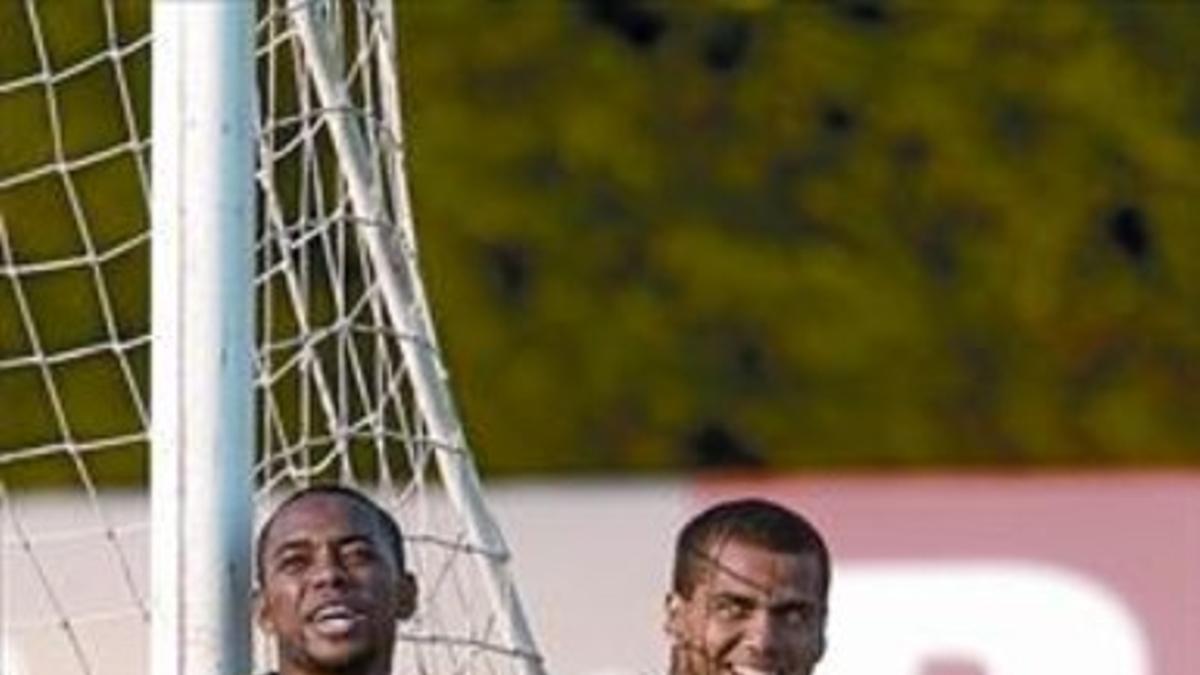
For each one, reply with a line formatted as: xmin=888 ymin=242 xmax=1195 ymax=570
xmin=255 ymin=493 xmax=416 ymax=675
xmin=665 ymin=538 xmax=827 ymax=675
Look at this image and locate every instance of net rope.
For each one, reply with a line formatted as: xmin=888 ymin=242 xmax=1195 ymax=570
xmin=1 ymin=1 xmax=542 ymax=673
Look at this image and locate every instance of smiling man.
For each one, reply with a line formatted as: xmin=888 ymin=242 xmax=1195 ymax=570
xmin=255 ymin=486 xmax=417 ymax=675
xmin=665 ymin=498 xmax=830 ymax=675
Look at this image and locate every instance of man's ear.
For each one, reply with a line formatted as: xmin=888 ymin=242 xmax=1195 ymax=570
xmin=814 ymin=608 xmax=828 ymax=663
xmin=663 ymin=592 xmax=685 ymax=641
xmin=394 ymin=571 xmax=417 ymax=621
xmin=253 ymin=586 xmax=274 ymax=634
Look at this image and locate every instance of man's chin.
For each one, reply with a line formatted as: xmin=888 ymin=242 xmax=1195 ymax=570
xmin=721 ymin=663 xmax=812 ymax=675
xmin=676 ymin=658 xmax=786 ymax=675
xmin=672 ymin=650 xmax=810 ymax=675
xmin=298 ymin=638 xmax=376 ymax=672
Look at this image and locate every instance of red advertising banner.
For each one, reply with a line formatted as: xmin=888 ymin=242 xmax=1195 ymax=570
xmin=698 ymin=472 xmax=1199 ymax=675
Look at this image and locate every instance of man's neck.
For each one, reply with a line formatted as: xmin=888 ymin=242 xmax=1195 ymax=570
xmin=667 ymin=651 xmax=693 ymax=675
xmin=277 ymin=654 xmax=392 ymax=675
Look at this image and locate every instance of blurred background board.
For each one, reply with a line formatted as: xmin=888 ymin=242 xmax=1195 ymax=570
xmin=501 ymin=472 xmax=1197 ymax=674
xmin=3 ymin=472 xmax=1195 ymax=674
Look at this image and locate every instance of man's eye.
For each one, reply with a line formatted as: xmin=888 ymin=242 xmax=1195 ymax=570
xmin=342 ymin=545 xmax=378 ymax=565
xmin=778 ymin=604 xmax=819 ymax=627
xmin=276 ymin=554 xmax=308 ymax=572
xmin=711 ymin=598 xmax=751 ymax=621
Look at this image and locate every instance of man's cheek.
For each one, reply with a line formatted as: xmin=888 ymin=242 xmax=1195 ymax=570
xmin=709 ymin=625 xmax=741 ymax=661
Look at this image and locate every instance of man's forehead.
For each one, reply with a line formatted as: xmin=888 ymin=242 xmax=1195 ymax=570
xmin=694 ymin=538 xmax=824 ymax=600
xmin=265 ymin=494 xmax=384 ymax=548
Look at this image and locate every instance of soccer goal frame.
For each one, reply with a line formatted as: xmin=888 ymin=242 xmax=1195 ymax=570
xmin=149 ymin=2 xmax=256 ymax=673
xmin=1 ymin=1 xmax=545 ymax=674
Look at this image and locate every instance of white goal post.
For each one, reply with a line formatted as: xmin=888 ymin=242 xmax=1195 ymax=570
xmin=150 ymin=2 xmax=256 ymax=673
xmin=0 ymin=1 xmax=546 ymax=674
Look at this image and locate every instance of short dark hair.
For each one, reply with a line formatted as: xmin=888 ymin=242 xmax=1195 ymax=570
xmin=255 ymin=485 xmax=406 ymax=585
xmin=672 ymin=498 xmax=830 ymax=598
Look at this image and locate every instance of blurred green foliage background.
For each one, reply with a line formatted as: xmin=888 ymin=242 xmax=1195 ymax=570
xmin=2 ymin=0 xmax=1200 ymax=484
xmin=400 ymin=0 xmax=1200 ymax=472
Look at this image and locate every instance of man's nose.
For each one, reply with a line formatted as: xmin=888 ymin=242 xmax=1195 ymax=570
xmin=744 ymin=607 xmax=772 ymax=643
xmin=742 ymin=610 xmax=781 ymax=652
xmin=308 ymin=549 xmax=349 ymax=587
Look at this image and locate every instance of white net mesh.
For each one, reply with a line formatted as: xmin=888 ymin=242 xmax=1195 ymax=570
xmin=1 ymin=1 xmax=543 ymax=673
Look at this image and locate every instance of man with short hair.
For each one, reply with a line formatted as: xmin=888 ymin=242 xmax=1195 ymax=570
xmin=664 ymin=498 xmax=830 ymax=675
xmin=255 ymin=485 xmax=417 ymax=675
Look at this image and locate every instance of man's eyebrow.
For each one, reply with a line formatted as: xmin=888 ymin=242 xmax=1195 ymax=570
xmin=771 ymin=597 xmax=822 ymax=610
xmin=267 ymin=539 xmax=312 ymax=558
xmin=273 ymin=532 xmax=376 ymax=551
xmin=335 ymin=534 xmax=378 ymax=548
xmin=709 ymin=591 xmax=757 ymax=605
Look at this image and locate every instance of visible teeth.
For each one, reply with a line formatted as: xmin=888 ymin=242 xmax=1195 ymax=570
xmin=729 ymin=667 xmax=773 ymax=675
xmin=311 ymin=605 xmax=360 ymax=635
xmin=313 ymin=616 xmax=355 ymax=635
xmin=313 ymin=605 xmax=356 ymax=622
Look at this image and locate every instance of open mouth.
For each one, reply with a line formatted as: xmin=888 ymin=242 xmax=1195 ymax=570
xmin=726 ymin=666 xmax=781 ymax=675
xmin=308 ymin=603 xmax=365 ymax=636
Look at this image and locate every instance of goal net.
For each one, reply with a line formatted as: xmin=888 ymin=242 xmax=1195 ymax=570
xmin=0 ymin=1 xmax=544 ymax=674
